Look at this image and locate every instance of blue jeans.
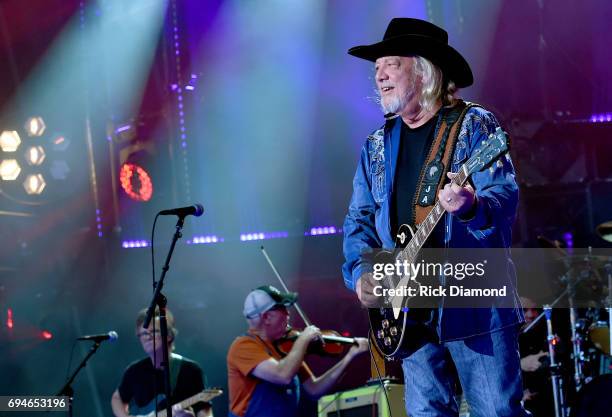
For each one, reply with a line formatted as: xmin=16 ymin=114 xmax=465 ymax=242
xmin=402 ymin=326 xmax=530 ymax=417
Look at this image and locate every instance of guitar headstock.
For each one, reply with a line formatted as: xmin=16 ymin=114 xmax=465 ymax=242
xmin=464 ymin=127 xmax=509 ymax=175
xmin=195 ymin=389 xmax=223 ymax=403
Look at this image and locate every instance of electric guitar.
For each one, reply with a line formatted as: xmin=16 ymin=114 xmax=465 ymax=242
xmin=369 ymin=127 xmax=511 ymax=359
xmin=130 ymin=389 xmax=223 ymax=417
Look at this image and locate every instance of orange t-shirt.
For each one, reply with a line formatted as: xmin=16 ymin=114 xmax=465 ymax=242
xmin=227 ymin=332 xmax=313 ymax=416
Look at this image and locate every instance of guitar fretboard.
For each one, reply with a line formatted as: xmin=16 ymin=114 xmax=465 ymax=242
xmin=398 ymin=166 xmax=469 ymax=264
xmin=154 ymin=389 xmax=222 ymax=417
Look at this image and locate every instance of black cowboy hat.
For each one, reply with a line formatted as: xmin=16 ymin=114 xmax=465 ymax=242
xmin=348 ymin=18 xmax=473 ymax=88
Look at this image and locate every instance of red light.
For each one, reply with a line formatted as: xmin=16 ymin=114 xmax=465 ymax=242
xmin=6 ymin=308 xmax=13 ymax=329
xmin=341 ymin=331 xmax=350 ymax=337
xmin=119 ymin=163 xmax=153 ymax=202
xmin=41 ymin=330 xmax=53 ymax=340
xmin=54 ymin=136 xmax=65 ymax=145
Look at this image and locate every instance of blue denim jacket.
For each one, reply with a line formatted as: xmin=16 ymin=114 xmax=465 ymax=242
xmin=342 ymin=104 xmax=523 ymax=341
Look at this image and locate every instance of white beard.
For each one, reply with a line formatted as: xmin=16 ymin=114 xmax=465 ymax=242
xmin=379 ymin=77 xmax=418 ymax=115
xmin=381 ymin=94 xmax=405 ymax=114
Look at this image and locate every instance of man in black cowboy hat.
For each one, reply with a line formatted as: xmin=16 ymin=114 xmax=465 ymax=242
xmin=342 ymin=18 xmax=529 ymax=416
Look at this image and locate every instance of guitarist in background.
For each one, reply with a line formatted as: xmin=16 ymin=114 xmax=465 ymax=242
xmin=111 ymin=307 xmax=213 ymax=417
xmin=342 ymin=18 xmax=529 ymax=417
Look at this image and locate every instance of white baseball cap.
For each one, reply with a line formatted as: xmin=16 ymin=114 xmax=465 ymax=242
xmin=243 ymin=285 xmax=297 ymax=319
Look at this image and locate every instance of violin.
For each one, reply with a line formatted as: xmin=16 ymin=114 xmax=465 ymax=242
xmin=260 ymin=246 xmax=361 ymax=358
xmin=275 ymin=326 xmax=358 ymax=357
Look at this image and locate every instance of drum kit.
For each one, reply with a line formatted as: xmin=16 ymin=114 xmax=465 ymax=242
xmin=524 ymin=224 xmax=612 ymax=417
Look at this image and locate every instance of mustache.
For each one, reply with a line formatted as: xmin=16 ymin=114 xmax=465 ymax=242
xmin=373 ymin=83 xmax=395 ymax=105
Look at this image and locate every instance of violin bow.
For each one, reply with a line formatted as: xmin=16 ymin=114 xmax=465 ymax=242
xmin=260 ymin=246 xmax=312 ymax=327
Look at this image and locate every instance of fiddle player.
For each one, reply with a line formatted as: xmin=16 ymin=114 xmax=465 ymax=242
xmin=226 ymin=285 xmax=368 ymax=417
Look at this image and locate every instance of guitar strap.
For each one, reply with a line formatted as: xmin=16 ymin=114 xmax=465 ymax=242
xmin=127 ymin=354 xmax=185 ymax=415
xmin=244 ymin=333 xmax=277 ymax=357
xmin=413 ymin=100 xmax=477 ymax=226
xmin=169 ymin=353 xmax=184 ymax=398
xmin=369 ymin=330 xmax=389 ymax=380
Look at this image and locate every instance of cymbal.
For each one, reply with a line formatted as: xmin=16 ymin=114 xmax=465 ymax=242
xmin=589 ymin=323 xmax=610 ymax=355
xmin=554 ymin=254 xmax=612 ymax=268
xmin=596 ymin=221 xmax=612 ymax=243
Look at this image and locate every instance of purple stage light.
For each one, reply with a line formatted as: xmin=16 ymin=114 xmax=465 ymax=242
xmin=240 ymin=231 xmax=289 ymax=241
xmin=94 ymin=208 xmax=103 ymax=238
xmin=122 ymin=227 xmax=339 ymax=248
xmin=589 ymin=113 xmax=612 ymax=123
xmin=115 ymin=124 xmax=132 ymax=134
xmin=189 ymin=235 xmax=222 ymax=245
xmin=121 ymin=240 xmax=150 ymax=249
xmin=562 ymin=232 xmax=574 ymax=254
xmin=308 ymin=226 xmax=339 ymax=236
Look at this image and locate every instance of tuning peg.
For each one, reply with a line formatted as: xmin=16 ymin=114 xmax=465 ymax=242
xmin=505 ymin=154 xmax=511 ymax=162
xmin=489 ymin=167 xmax=494 ymax=175
xmin=496 ymin=160 xmax=503 ymax=168
xmin=481 ymin=140 xmax=488 ymax=147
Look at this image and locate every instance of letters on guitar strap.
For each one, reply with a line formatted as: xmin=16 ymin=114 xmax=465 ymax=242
xmin=413 ymin=100 xmax=476 ymax=226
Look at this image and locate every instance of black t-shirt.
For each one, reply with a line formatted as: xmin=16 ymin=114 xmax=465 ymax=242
xmin=390 ymin=116 xmax=437 ymax=237
xmin=117 ymin=356 xmax=207 ymax=415
xmin=519 ymin=327 xmax=554 ymax=417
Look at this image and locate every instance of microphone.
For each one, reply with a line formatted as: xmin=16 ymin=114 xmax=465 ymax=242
xmin=159 ymin=204 xmax=204 ymax=217
xmin=77 ymin=331 xmax=119 ymax=342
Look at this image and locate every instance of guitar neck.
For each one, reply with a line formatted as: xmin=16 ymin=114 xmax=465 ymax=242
xmin=152 ymin=393 xmax=205 ymax=417
xmin=400 ymin=166 xmax=469 ymax=262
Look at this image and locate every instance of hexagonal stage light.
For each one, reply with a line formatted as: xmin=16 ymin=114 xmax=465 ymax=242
xmin=0 ymin=130 xmax=21 ymax=152
xmin=23 ymin=173 xmax=46 ymax=195
xmin=24 ymin=117 xmax=46 ymax=137
xmin=0 ymin=159 xmax=21 ymax=180
xmin=50 ymin=160 xmax=70 ymax=180
xmin=25 ymin=146 xmax=46 ymax=166
xmin=0 ymin=117 xmax=73 ymax=203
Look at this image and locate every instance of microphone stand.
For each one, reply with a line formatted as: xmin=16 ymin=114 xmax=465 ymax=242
xmin=544 ymin=305 xmax=567 ymax=417
xmin=522 ymin=282 xmax=570 ymax=334
xmin=143 ymin=214 xmax=186 ymax=417
xmin=56 ymin=341 xmax=103 ymax=417
xmin=605 ymin=262 xmax=612 ymax=356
